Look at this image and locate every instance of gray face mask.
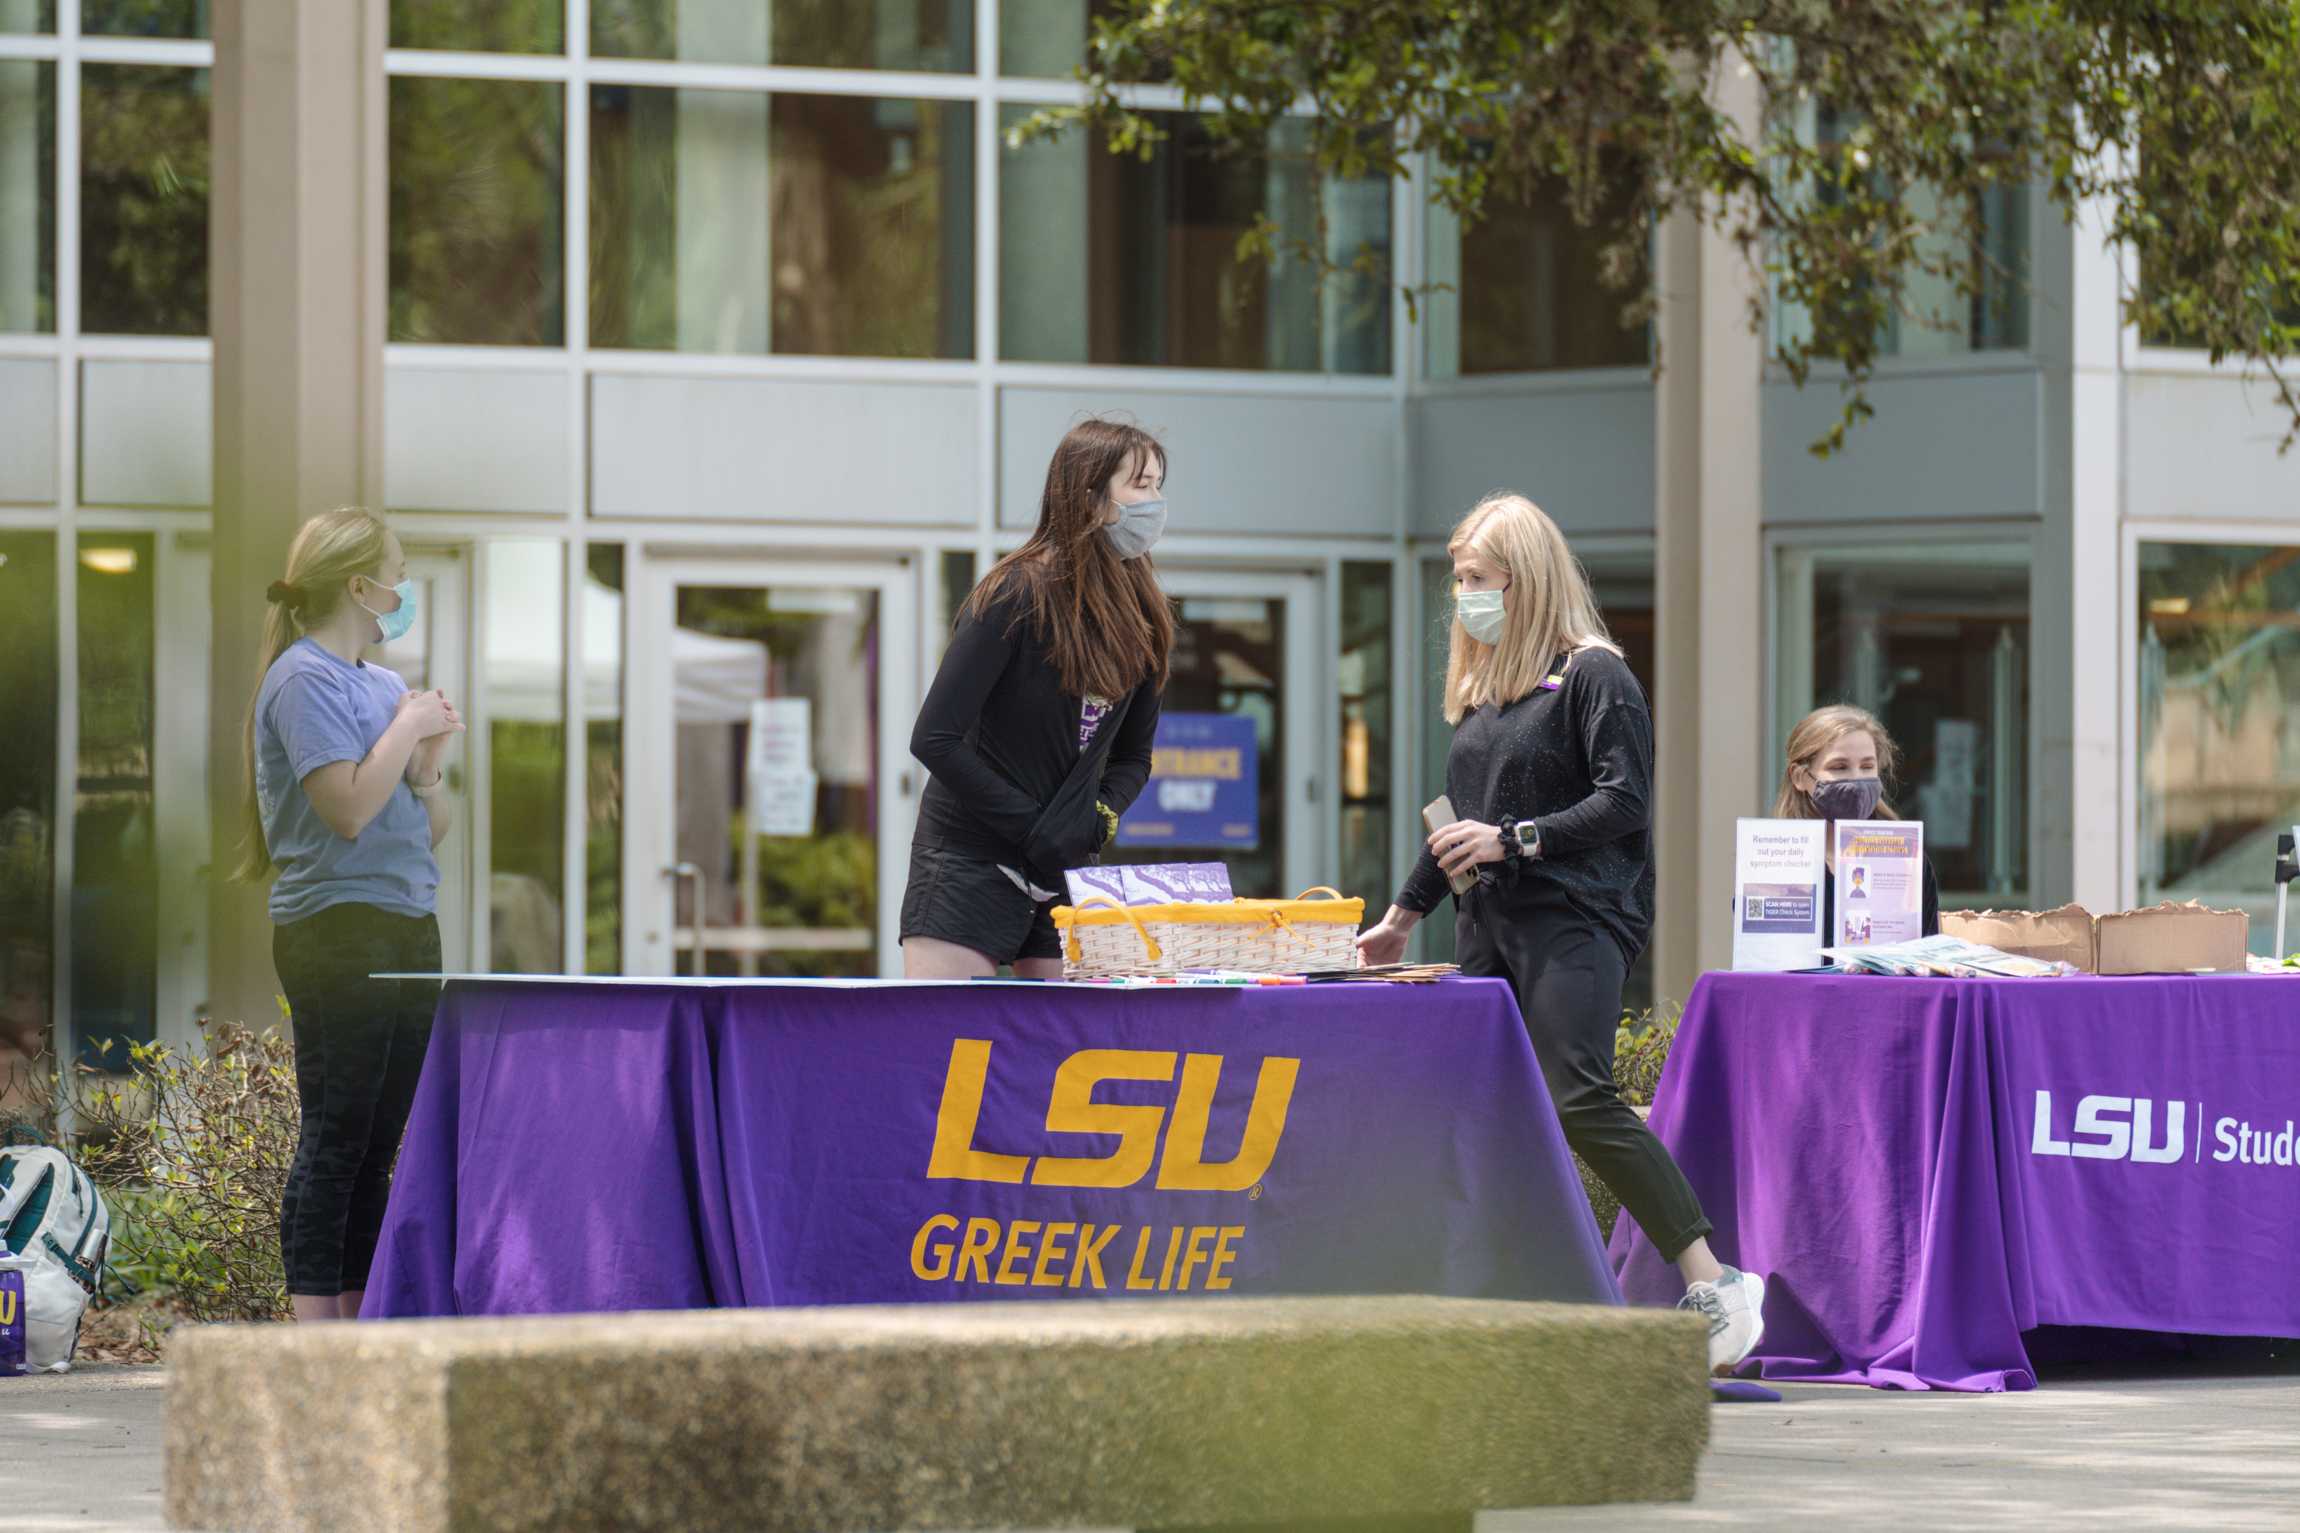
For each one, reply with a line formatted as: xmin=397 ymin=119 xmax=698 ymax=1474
xmin=1812 ymin=776 xmax=1884 ymax=822
xmin=1103 ymin=497 xmax=1167 ymax=561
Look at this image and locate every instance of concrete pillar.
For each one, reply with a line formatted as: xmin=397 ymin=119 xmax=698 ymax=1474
xmin=2033 ymin=178 xmax=2125 ymax=911
xmin=206 ymin=0 xmax=386 ymax=1030
xmin=1651 ymin=59 xmax=1767 ymax=1004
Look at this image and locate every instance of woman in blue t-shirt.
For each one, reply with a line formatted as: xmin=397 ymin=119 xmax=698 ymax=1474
xmin=234 ymin=506 xmax=462 ymax=1322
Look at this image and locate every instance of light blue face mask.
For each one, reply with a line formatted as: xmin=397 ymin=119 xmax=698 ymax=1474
xmin=1103 ymin=497 xmax=1167 ymax=561
xmin=355 ymin=578 xmax=420 ymax=644
xmin=1456 ymin=587 xmax=1507 ymax=644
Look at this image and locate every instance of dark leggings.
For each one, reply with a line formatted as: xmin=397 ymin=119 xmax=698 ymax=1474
xmin=272 ymin=903 xmax=440 ymax=1297
xmin=1457 ymin=891 xmax=1712 ymax=1263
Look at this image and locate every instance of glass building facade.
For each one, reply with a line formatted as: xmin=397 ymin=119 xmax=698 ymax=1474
xmin=4 ymin=0 xmax=2290 ymax=1072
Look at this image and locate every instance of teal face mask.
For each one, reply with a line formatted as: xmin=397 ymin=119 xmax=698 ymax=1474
xmin=1456 ymin=587 xmax=1507 ymax=645
xmin=355 ymin=578 xmax=420 ymax=644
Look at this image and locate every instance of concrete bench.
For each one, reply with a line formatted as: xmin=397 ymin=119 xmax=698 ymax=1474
xmin=165 ymin=1296 xmax=1709 ymax=1533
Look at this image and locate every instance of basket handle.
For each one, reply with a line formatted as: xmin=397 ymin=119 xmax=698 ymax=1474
xmin=1065 ymin=895 xmax=1165 ymax=964
xmin=1291 ymin=887 xmax=1347 ymax=902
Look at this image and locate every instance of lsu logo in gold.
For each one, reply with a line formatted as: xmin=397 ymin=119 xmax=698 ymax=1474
xmin=928 ymin=1039 xmax=1299 ymax=1191
xmin=0 ymin=1287 xmax=15 ymax=1327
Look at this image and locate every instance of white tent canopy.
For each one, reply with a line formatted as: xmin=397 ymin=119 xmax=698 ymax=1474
xmin=484 ymin=558 xmax=767 ymax=725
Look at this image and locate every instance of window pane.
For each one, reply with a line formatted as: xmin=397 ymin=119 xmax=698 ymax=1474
xmin=0 ymin=1 xmax=54 ymax=32
xmin=591 ymin=86 xmax=973 ymax=359
xmin=2136 ymin=247 xmax=2300 ymax=350
xmin=0 ymin=534 xmax=56 ymax=1072
xmin=74 ymin=533 xmax=156 ymax=1066
xmin=1584 ymin=561 xmax=1656 ymax=1011
xmin=1771 ymin=102 xmax=2028 ymax=358
xmin=0 ymin=62 xmax=55 ymax=334
xmin=2138 ymin=542 xmax=2300 ymax=955
xmin=593 ymin=0 xmax=972 ymax=72
xmin=1001 ymin=108 xmax=1391 ymax=373
xmin=1340 ymin=561 xmax=1391 ymax=935
xmin=80 ymin=65 xmax=209 ymax=337
xmin=1787 ymin=549 xmax=2030 ymax=902
xmin=585 ymin=544 xmax=623 ymax=975
xmin=1425 ymin=172 xmax=1647 ymax=378
xmin=672 ymin=583 xmax=882 ymax=977
xmin=485 ymin=541 xmax=566 ymax=973
xmin=391 ymin=0 xmax=563 ymax=53
xmin=390 ymin=76 xmax=565 ymax=346
xmin=1414 ymin=558 xmax=1453 ymax=964
xmin=1106 ymin=596 xmax=1288 ymax=900
xmin=82 ymin=0 xmax=208 ymax=37
xmin=998 ymin=0 xmax=1157 ymax=80
xmin=936 ymin=548 xmax=975 ymax=659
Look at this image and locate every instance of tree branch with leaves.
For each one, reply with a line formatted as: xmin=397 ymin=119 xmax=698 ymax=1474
xmin=1013 ymin=1 xmax=2300 ymax=453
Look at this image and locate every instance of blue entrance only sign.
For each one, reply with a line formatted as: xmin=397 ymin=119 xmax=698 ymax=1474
xmin=1116 ymin=712 xmax=1259 ymax=850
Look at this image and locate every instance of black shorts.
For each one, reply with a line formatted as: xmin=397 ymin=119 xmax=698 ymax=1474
xmin=900 ymin=843 xmax=1063 ymax=965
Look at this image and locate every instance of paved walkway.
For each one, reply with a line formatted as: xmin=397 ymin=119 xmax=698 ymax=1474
xmin=0 ymin=1366 xmax=166 ymax=1533
xmin=5 ymin=1358 xmax=2298 ymax=1531
xmin=1512 ymin=1368 xmax=2300 ymax=1531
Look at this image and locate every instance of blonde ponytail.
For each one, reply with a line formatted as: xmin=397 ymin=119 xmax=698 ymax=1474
xmin=233 ymin=508 xmax=394 ymax=883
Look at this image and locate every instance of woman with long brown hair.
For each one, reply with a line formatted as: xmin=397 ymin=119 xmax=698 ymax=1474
xmin=1358 ymin=492 xmax=1766 ymax=1375
xmin=903 ymin=418 xmax=1175 ymax=977
xmin=237 ymin=507 xmax=461 ymax=1322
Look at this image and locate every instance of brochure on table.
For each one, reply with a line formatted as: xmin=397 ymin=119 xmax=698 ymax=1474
xmin=1064 ymin=862 xmax=1235 ymax=907
xmin=1833 ymin=819 xmax=1926 ymax=949
xmin=1732 ymin=818 xmax=1826 ymax=971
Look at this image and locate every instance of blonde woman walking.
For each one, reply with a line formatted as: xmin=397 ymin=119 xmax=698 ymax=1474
xmin=1358 ymin=492 xmax=1766 ymax=1374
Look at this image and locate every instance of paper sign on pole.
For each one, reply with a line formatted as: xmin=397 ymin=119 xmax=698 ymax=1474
xmin=1833 ymin=819 xmax=1925 ymax=949
xmin=746 ymin=699 xmax=817 ymax=838
xmin=1733 ymin=818 xmax=1827 ymax=971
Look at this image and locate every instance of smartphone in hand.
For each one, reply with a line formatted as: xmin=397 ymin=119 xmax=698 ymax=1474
xmin=1423 ymin=795 xmax=1476 ymax=897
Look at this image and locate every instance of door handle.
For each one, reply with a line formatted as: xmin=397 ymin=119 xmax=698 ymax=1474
xmin=664 ymin=862 xmax=703 ymax=977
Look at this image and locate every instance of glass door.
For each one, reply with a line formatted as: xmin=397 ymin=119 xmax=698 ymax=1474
xmin=1102 ymin=569 xmax=1321 ymax=900
xmin=624 ymin=556 xmax=917 ymax=976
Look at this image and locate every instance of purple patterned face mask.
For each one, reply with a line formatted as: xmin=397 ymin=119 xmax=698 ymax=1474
xmin=1812 ymin=776 xmax=1884 ymax=822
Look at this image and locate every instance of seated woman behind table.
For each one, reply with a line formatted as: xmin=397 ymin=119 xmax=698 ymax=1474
xmin=1774 ymin=704 xmax=1940 ymax=938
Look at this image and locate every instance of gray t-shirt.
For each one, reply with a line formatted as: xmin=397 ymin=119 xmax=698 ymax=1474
xmin=255 ymin=638 xmax=440 ymax=924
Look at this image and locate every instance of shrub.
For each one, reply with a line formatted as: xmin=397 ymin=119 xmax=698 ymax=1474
xmin=5 ymin=1025 xmax=301 ymax=1323
xmin=1613 ymin=1001 xmax=1681 ymax=1109
xmin=80 ymin=1023 xmax=298 ymax=1325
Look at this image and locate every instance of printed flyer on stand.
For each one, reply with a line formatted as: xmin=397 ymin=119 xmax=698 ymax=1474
xmin=1733 ymin=818 xmax=1827 ymax=971
xmin=1832 ymin=819 xmax=1926 ymax=948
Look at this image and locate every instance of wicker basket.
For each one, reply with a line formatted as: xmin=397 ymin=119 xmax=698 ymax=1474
xmin=1053 ymin=887 xmax=1366 ymax=979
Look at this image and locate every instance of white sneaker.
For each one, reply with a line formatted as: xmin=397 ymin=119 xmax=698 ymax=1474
xmin=1679 ymin=1266 xmax=1766 ymax=1377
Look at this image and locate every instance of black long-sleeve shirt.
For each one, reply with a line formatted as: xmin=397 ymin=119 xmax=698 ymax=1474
xmin=1399 ymin=646 xmax=1655 ymax=959
xmin=911 ymin=588 xmax=1162 ymax=882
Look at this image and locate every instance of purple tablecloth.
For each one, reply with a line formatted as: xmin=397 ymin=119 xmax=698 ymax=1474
xmin=1611 ymin=972 xmax=2300 ymax=1392
xmin=364 ymin=976 xmax=1619 ymax=1318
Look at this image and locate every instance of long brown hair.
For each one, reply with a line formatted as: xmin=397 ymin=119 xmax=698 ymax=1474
xmin=1772 ymin=704 xmax=1906 ymax=821
xmin=233 ymin=507 xmax=395 ymax=882
xmin=966 ymin=417 xmax=1175 ymax=699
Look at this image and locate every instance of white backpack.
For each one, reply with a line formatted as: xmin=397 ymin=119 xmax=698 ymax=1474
xmin=0 ymin=1144 xmax=111 ymax=1373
